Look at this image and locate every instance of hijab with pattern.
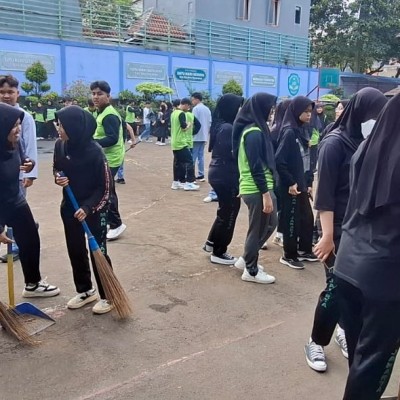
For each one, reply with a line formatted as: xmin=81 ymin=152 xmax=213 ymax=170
xmin=209 ymin=94 xmax=244 ymax=152
xmin=232 ymin=92 xmax=277 ymax=171
xmin=350 ymin=92 xmax=399 ymax=216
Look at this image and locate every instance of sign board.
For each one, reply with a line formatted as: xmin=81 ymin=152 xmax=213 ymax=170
xmin=0 ymin=51 xmax=55 ymax=73
xmin=215 ymin=70 xmax=243 ymax=85
xmin=175 ymin=67 xmax=207 ymax=82
xmin=319 ymin=68 xmax=340 ymax=89
xmin=251 ymin=73 xmax=276 ymax=87
xmin=126 ymin=62 xmax=166 ymax=80
xmin=288 ymin=73 xmax=301 ymax=96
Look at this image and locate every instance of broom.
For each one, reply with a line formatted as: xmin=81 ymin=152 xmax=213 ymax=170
xmin=0 ymin=302 xmax=37 ymax=345
xmin=61 ymin=178 xmax=132 ymax=319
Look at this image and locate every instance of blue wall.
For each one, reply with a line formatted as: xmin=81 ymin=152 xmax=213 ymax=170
xmin=0 ymin=34 xmax=319 ymax=99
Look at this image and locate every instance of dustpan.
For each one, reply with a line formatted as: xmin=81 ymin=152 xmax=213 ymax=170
xmin=7 ymin=228 xmax=55 ymax=335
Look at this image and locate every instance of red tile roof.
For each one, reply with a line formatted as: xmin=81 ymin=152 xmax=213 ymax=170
xmin=127 ymin=8 xmax=187 ymax=40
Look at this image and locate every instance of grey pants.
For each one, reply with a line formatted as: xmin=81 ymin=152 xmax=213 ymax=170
xmin=242 ymin=192 xmax=278 ymax=276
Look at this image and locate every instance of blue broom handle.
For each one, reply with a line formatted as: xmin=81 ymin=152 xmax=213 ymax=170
xmin=58 ymin=172 xmax=100 ymax=252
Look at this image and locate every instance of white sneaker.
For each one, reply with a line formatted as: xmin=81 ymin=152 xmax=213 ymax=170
xmin=22 ymin=279 xmax=60 ymax=298
xmin=127 ymin=140 xmax=133 ymax=145
xmin=67 ymin=289 xmax=98 ymax=309
xmin=155 ymin=141 xmax=161 ymax=145
xmin=203 ymin=196 xmax=213 ymax=203
xmin=335 ymin=329 xmax=349 ymax=359
xmin=159 ymin=142 xmax=166 ymax=146
xmin=234 ymin=256 xmax=264 ymax=271
xmin=241 ymin=268 xmax=275 ymax=284
xmin=107 ymin=223 xmax=126 ymax=240
xmin=145 ymin=138 xmax=153 ymax=143
xmin=92 ymin=299 xmax=113 ymax=315
xmin=184 ymin=182 xmax=200 ymax=191
xmin=272 ymin=236 xmax=284 ymax=247
xmin=171 ymin=181 xmax=185 ymax=190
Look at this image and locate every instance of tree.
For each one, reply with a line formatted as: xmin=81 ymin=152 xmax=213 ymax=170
xmin=135 ymin=82 xmax=173 ymax=101
xmin=63 ymin=80 xmax=92 ymax=106
xmin=222 ymin=79 xmax=243 ymax=96
xmin=80 ymin=0 xmax=138 ymax=36
xmin=22 ymin=62 xmax=51 ymax=97
xmin=310 ymin=0 xmax=400 ymax=73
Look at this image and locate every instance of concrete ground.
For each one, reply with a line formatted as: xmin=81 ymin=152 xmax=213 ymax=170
xmin=0 ymin=139 xmax=399 ymax=400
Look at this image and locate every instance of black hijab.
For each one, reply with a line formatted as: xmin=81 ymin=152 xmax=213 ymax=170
xmin=56 ymin=105 xmax=97 ymax=155
xmin=232 ymin=92 xmax=277 ymax=171
xmin=327 ymin=87 xmax=387 ymax=151
xmin=270 ymin=99 xmax=291 ymax=145
xmin=351 ymin=93 xmax=399 ymax=216
xmin=0 ymin=103 xmax=24 ymax=158
xmin=209 ymin=94 xmax=244 ymax=152
xmin=279 ymin=96 xmax=314 ymax=148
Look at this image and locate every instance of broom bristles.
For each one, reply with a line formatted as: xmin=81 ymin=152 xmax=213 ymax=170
xmin=93 ymin=250 xmax=133 ymax=319
xmin=0 ymin=301 xmax=37 ymax=345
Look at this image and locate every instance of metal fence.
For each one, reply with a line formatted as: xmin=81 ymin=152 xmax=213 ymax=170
xmin=0 ymin=0 xmax=310 ymax=67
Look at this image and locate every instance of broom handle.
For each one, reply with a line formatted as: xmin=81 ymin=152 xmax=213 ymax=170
xmin=7 ymin=227 xmax=15 ymax=308
xmin=58 ymin=174 xmax=101 ymax=252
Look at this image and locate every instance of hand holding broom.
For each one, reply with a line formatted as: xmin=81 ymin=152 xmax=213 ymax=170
xmin=57 ymin=173 xmax=133 ymax=319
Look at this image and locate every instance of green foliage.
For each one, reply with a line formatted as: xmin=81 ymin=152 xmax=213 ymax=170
xmin=20 ymin=82 xmax=34 ymax=95
xmin=118 ymin=89 xmax=135 ymax=102
xmin=63 ymin=80 xmax=92 ymax=105
xmin=41 ymin=92 xmax=59 ymax=103
xmin=80 ymin=0 xmax=138 ymax=35
xmin=25 ymin=96 xmax=40 ymax=106
xmin=222 ymin=79 xmax=243 ymax=96
xmin=320 ymin=94 xmax=340 ymax=103
xmin=22 ymin=62 xmax=51 ymax=96
xmin=310 ymin=0 xmax=400 ymax=72
xmin=135 ymin=82 xmax=173 ymax=101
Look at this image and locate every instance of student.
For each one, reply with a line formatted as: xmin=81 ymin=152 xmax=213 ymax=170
xmin=34 ymin=101 xmax=46 ymax=139
xmin=155 ymin=103 xmax=168 ymax=145
xmin=125 ymin=100 xmax=137 ymax=135
xmin=0 ymin=103 xmax=59 ymax=297
xmin=44 ymin=100 xmax=58 ymax=140
xmin=275 ymin=96 xmax=317 ymax=269
xmin=139 ymin=101 xmax=153 ymax=142
xmin=0 ymin=74 xmax=38 ymax=263
xmin=232 ymin=92 xmax=277 ymax=284
xmin=191 ymin=92 xmax=212 ymax=181
xmin=53 ymin=106 xmax=113 ymax=314
xmin=90 ymin=80 xmax=126 ymax=240
xmin=203 ymin=94 xmax=244 ymax=265
xmin=308 ymin=102 xmax=326 ymax=172
xmin=116 ymin=121 xmax=135 ymax=184
xmin=334 ymin=93 xmax=400 ymax=400
xmin=304 ymin=87 xmax=388 ymax=372
xmin=170 ymin=98 xmax=201 ymax=191
xmin=268 ymin=99 xmax=291 ymax=249
xmin=84 ymin=99 xmax=98 ymax=119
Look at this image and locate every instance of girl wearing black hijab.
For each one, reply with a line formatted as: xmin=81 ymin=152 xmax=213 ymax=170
xmin=275 ymin=96 xmax=316 ymax=269
xmin=304 ymin=87 xmax=388 ymax=373
xmin=333 ymin=93 xmax=400 ymax=399
xmin=232 ymin=92 xmax=277 ymax=284
xmin=53 ymin=106 xmax=113 ymax=315
xmin=204 ymin=94 xmax=244 ymax=265
xmin=0 ymin=103 xmax=60 ymax=297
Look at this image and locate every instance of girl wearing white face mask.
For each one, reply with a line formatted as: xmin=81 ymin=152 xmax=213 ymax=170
xmin=304 ymin=87 xmax=388 ymax=373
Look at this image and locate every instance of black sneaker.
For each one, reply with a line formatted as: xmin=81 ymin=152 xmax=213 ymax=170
xmin=116 ymin=178 xmax=126 ymax=184
xmin=280 ymin=256 xmax=305 ymax=269
xmin=196 ymin=175 xmax=206 ymax=182
xmin=298 ymin=252 xmax=319 ymax=262
xmin=211 ymin=253 xmax=237 ymax=265
xmin=0 ymin=253 xmax=19 ymax=263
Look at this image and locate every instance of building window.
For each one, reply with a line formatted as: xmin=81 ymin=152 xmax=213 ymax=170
xmin=237 ymin=0 xmax=251 ymax=21
xmin=267 ymin=0 xmax=280 ymax=26
xmin=295 ymin=6 xmax=302 ymax=24
xmin=188 ymin=1 xmax=193 ymax=13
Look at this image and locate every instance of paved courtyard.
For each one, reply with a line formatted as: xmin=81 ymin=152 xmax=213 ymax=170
xmin=0 ymin=139 xmax=399 ymax=400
